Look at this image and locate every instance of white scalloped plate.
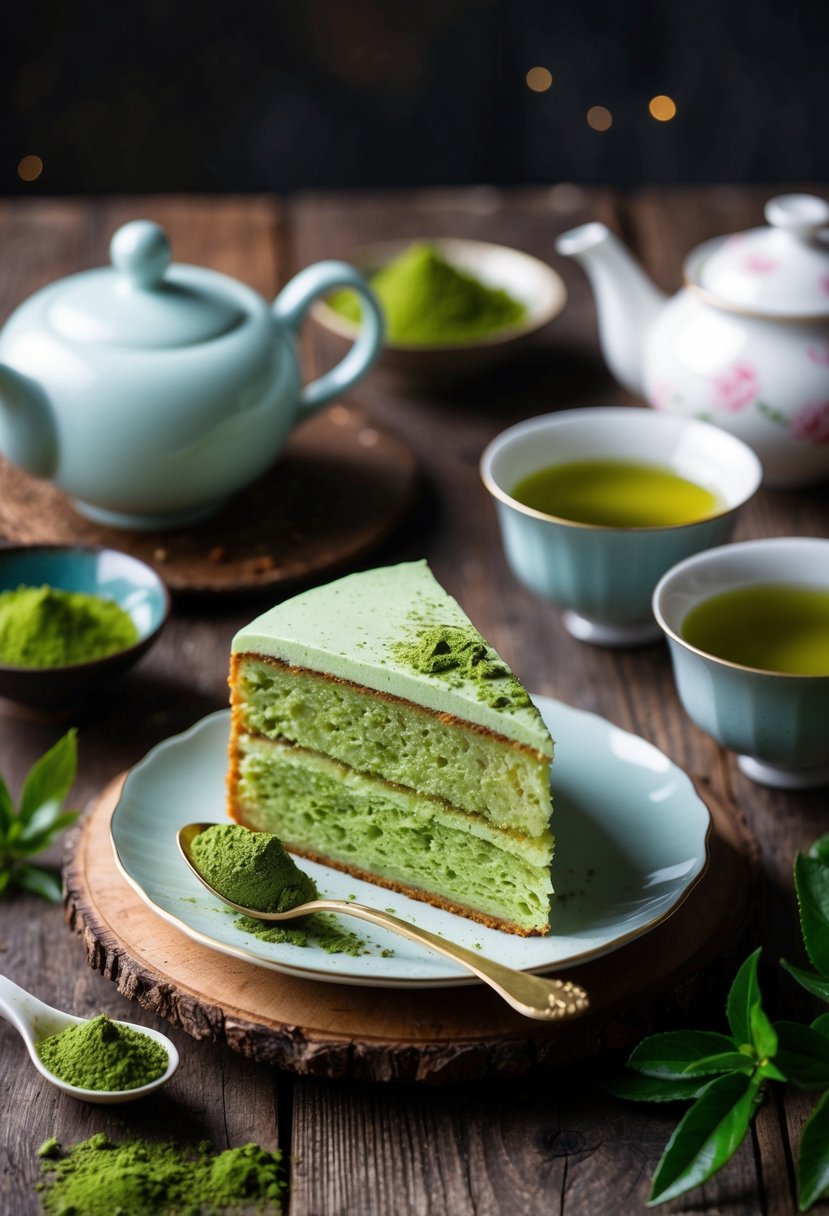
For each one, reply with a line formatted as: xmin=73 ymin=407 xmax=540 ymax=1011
xmin=110 ymin=698 xmax=710 ymax=988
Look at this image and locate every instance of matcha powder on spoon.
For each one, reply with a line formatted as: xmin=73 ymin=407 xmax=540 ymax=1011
xmin=36 ymin=1014 xmax=168 ymax=1092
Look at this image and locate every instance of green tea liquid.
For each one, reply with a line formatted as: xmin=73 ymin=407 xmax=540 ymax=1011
xmin=510 ymin=460 xmax=722 ymax=527
xmin=681 ymin=584 xmax=829 ymax=675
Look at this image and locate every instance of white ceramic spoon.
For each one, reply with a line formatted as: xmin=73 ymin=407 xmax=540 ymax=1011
xmin=0 ymin=974 xmax=179 ymax=1104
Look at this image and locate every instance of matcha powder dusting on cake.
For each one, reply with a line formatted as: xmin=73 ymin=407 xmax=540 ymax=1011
xmin=328 ymin=242 xmax=526 ymax=344
xmin=392 ymin=622 xmax=531 ymax=711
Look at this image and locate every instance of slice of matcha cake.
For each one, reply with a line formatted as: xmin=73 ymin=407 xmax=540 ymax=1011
xmin=227 ymin=560 xmax=554 ymax=935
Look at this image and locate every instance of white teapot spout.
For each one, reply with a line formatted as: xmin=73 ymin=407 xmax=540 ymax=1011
xmin=0 ymin=364 xmax=56 ymax=478
xmin=556 ymin=222 xmax=666 ymax=398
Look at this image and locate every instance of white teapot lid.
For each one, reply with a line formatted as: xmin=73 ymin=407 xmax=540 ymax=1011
xmin=46 ymin=220 xmax=246 ymax=348
xmin=687 ymin=194 xmax=829 ymax=318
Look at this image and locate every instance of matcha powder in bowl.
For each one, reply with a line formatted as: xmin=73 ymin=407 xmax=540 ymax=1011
xmin=328 ymin=242 xmax=527 ymax=345
xmin=0 ymin=585 xmax=138 ymax=668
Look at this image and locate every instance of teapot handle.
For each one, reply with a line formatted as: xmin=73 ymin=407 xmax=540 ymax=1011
xmin=272 ymin=261 xmax=384 ymax=412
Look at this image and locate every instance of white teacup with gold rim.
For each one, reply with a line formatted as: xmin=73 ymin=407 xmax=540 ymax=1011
xmin=653 ymin=537 xmax=829 ymax=789
xmin=480 ymin=407 xmax=762 ymax=647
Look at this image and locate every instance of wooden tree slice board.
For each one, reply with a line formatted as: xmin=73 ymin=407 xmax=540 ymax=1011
xmin=64 ymin=773 xmax=760 ymax=1084
xmin=0 ymin=404 xmax=417 ymax=594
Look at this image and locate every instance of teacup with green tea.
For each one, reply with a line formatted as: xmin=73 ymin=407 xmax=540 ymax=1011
xmin=480 ymin=408 xmax=762 ymax=647
xmin=653 ymin=538 xmax=829 ymax=788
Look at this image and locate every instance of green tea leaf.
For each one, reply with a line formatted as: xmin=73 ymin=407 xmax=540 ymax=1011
xmin=604 ymin=1072 xmax=711 ymax=1103
xmin=681 ymin=1052 xmax=755 ymax=1076
xmin=774 ymin=1021 xmax=829 ymax=1091
xmin=726 ymin=948 xmax=763 ymax=1044
xmin=12 ymin=865 xmax=62 ymax=903
xmin=812 ymin=1013 xmax=829 ymax=1037
xmin=647 ymin=1072 xmax=761 ymax=1206
xmin=750 ymin=1000 xmax=778 ymax=1062
xmin=18 ymin=730 xmax=77 ymax=825
xmin=0 ymin=773 xmax=13 ymax=836
xmin=758 ymin=1060 xmax=787 ymax=1083
xmin=797 ymin=1090 xmax=829 ymax=1211
xmin=628 ymin=1031 xmax=740 ymax=1079
xmin=795 ymin=852 xmax=829 ymax=978
xmin=782 ymin=960 xmax=829 ymax=1004
xmin=16 ymin=811 xmax=79 ymax=857
xmin=809 ymin=835 xmax=829 ymax=865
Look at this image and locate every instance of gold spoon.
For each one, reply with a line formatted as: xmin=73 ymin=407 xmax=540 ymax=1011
xmin=177 ymin=823 xmax=589 ymax=1023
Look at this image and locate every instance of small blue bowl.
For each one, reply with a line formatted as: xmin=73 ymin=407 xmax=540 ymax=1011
xmin=0 ymin=545 xmax=170 ymax=710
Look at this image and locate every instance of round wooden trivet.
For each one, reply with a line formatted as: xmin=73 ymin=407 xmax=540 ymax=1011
xmin=64 ymin=775 xmax=759 ymax=1084
xmin=0 ymin=404 xmax=417 ymax=594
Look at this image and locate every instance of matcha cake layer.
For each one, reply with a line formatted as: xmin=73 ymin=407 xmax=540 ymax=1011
xmin=228 ymin=560 xmax=555 ymax=935
xmin=233 ymin=735 xmax=553 ymax=934
xmin=231 ymin=654 xmax=551 ymax=835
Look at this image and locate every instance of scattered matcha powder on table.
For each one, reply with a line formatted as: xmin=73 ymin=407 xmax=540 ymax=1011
xmin=37 ymin=1135 xmax=285 ymax=1216
xmin=391 ymin=621 xmax=531 ymax=711
xmin=327 ymin=242 xmax=526 ymax=345
xmin=0 ymin=585 xmax=138 ymax=668
xmin=36 ymin=1014 xmax=168 ymax=1092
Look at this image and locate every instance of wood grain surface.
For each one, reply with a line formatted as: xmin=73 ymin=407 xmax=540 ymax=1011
xmin=1 ymin=188 xmax=828 ymax=1215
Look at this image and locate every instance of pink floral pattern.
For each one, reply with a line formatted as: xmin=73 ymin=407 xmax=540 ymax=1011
xmin=742 ymin=253 xmax=777 ymax=274
xmin=820 ymin=274 xmax=829 ymax=297
xmin=806 ymin=341 xmax=829 ymax=367
xmin=651 ymin=380 xmax=671 ymax=411
xmin=790 ymin=401 xmax=829 ymax=445
xmin=713 ymin=362 xmax=759 ymax=413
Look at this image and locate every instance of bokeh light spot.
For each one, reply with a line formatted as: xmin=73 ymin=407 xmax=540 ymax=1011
xmin=649 ymin=95 xmax=677 ymax=122
xmin=526 ymin=66 xmax=553 ymax=93
xmin=586 ymin=106 xmax=613 ymax=132
xmin=17 ymin=155 xmax=43 ymax=182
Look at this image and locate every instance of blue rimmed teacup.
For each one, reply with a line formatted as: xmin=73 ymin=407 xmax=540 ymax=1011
xmin=653 ymin=537 xmax=829 ymax=789
xmin=480 ymin=407 xmax=762 ymax=647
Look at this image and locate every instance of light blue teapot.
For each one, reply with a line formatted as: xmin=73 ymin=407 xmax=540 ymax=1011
xmin=0 ymin=220 xmax=384 ymax=529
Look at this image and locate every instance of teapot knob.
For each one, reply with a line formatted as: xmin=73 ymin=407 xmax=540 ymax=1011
xmin=110 ymin=220 xmax=171 ymax=289
xmin=765 ymin=193 xmax=829 ymax=241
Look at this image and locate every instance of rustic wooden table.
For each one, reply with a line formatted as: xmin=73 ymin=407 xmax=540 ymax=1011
xmin=1 ymin=187 xmax=827 ymax=1215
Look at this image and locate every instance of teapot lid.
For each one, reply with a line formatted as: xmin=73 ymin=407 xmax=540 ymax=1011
xmin=686 ymin=194 xmax=829 ymax=318
xmin=47 ymin=221 xmax=245 ymax=348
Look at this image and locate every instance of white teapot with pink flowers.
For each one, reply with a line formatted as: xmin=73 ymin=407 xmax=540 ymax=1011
xmin=556 ymin=193 xmax=829 ymax=486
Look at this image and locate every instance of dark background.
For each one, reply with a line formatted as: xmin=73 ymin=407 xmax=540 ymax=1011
xmin=3 ymin=0 xmax=828 ymax=194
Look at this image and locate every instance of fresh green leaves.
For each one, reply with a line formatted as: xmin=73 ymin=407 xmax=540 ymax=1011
xmin=610 ymin=836 xmax=829 ymax=1210
xmin=648 ymin=1072 xmax=762 ymax=1206
xmin=0 ymin=730 xmax=78 ymax=903
xmin=799 ymin=1091 xmax=829 ymax=1211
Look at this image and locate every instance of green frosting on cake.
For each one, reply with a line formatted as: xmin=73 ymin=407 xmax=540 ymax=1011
xmin=231 ymin=561 xmax=550 ymax=755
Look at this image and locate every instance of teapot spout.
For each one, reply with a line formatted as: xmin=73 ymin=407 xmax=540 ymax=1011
xmin=0 ymin=365 xmax=57 ymax=478
xmin=555 ymin=222 xmax=666 ymax=399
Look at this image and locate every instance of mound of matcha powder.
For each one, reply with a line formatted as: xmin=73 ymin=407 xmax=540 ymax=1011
xmin=190 ymin=823 xmax=317 ymax=913
xmin=36 ymin=1014 xmax=168 ymax=1092
xmin=37 ymin=1134 xmax=284 ymax=1216
xmin=328 ymin=242 xmax=526 ymax=345
xmin=0 ymin=584 xmax=138 ymax=668
xmin=392 ymin=622 xmax=531 ymax=711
